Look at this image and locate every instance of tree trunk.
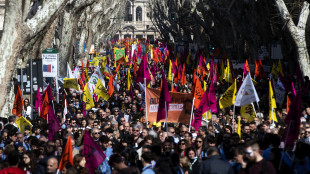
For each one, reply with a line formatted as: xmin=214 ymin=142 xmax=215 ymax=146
xmin=275 ymin=0 xmax=310 ymax=77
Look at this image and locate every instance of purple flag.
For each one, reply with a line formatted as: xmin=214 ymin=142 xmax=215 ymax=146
xmin=35 ymin=86 xmax=42 ymax=111
xmin=208 ymin=77 xmax=217 ymax=113
xmin=292 ymin=82 xmax=296 ymax=96
xmin=136 ymin=54 xmax=151 ymax=85
xmin=210 ymin=58 xmax=214 ymax=81
xmin=156 ymin=69 xmax=171 ymax=122
xmin=82 ymin=130 xmax=106 ymax=174
xmin=48 ymin=105 xmax=61 ymax=141
xmin=44 ymin=84 xmax=53 ymax=101
xmin=284 ymin=93 xmax=302 ymax=146
xmin=191 ymin=90 xmax=210 ymax=131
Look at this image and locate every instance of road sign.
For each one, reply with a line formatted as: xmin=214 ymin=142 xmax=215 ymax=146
xmin=42 ymin=48 xmax=59 ymax=77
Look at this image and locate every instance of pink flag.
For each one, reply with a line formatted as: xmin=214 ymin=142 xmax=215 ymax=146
xmin=292 ymin=82 xmax=296 ymax=96
xmin=35 ymin=86 xmax=42 ymax=111
xmin=82 ymin=102 xmax=87 ymax=116
xmin=191 ymin=90 xmax=210 ymax=131
xmin=199 ymin=55 xmax=206 ymax=68
xmin=210 ymin=58 xmax=214 ymax=81
xmin=243 ymin=63 xmax=247 ymax=76
xmin=82 ymin=130 xmax=106 ymax=174
xmin=136 ymin=54 xmax=151 ymax=85
xmin=157 ymin=69 xmax=171 ymax=122
xmin=172 ymin=60 xmax=178 ymax=76
xmin=284 ymin=93 xmax=302 ymax=146
xmin=48 ymin=105 xmax=61 ymax=141
xmin=208 ymin=77 xmax=217 ymax=113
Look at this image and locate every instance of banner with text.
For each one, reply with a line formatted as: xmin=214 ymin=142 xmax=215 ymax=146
xmin=146 ymin=88 xmax=193 ymax=123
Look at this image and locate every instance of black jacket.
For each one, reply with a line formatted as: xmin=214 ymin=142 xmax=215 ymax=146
xmin=198 ymin=155 xmax=235 ymax=174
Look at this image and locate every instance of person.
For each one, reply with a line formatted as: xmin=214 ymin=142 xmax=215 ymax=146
xmin=0 ymin=150 xmax=26 ymax=174
xmin=198 ymin=147 xmax=234 ymax=174
xmin=186 ymin=147 xmax=199 ymax=174
xmin=179 ymin=156 xmax=191 ymax=174
xmin=46 ymin=157 xmax=58 ymax=174
xmin=108 ymin=153 xmax=138 ymax=174
xmin=239 ymin=140 xmax=276 ymax=174
xmin=19 ymin=151 xmax=37 ymax=172
xmin=73 ymin=154 xmax=88 ymax=174
xmin=141 ymin=152 xmax=155 ymax=174
xmin=194 ymin=135 xmax=207 ymax=160
xmin=177 ymin=139 xmax=190 ymax=157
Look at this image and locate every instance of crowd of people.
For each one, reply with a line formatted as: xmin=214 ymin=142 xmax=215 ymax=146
xmin=1 ymin=39 xmax=310 ymax=174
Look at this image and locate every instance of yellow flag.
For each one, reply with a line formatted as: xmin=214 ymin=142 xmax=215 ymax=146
xmin=223 ymin=59 xmax=233 ymax=83
xmin=219 ymin=79 xmax=236 ymax=109
xmin=240 ymin=104 xmax=255 ymax=122
xmin=168 ymin=60 xmax=172 ymax=82
xmin=271 ymin=62 xmax=278 ymax=79
xmin=237 ymin=116 xmax=241 ymax=138
xmin=63 ymin=78 xmax=79 ymax=90
xmin=276 ymin=59 xmax=284 ymax=77
xmin=202 ymin=110 xmax=212 ymax=120
xmin=252 ymin=78 xmax=258 ymax=86
xmin=94 ymin=79 xmax=110 ymax=101
xmin=90 ymin=58 xmax=99 ymax=67
xmin=207 ymin=63 xmax=210 ymax=71
xmin=186 ymin=52 xmax=191 ymax=65
xmin=83 ymin=83 xmax=95 ymax=110
xmin=203 ymin=81 xmax=207 ymax=91
xmin=127 ymin=69 xmax=132 ymax=91
xmin=15 ymin=116 xmax=32 ymax=134
xmin=269 ymin=81 xmax=278 ymax=122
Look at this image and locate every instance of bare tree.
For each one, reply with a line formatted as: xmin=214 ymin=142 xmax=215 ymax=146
xmin=0 ymin=0 xmax=124 ymax=117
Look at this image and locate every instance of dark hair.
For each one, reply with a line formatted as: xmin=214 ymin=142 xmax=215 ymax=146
xmin=7 ymin=150 xmax=20 ymax=166
xmin=108 ymin=153 xmax=124 ymax=167
xmin=73 ymin=154 xmax=85 ymax=167
xmin=206 ymin=146 xmax=219 ymax=156
xmin=141 ymin=152 xmax=153 ymax=163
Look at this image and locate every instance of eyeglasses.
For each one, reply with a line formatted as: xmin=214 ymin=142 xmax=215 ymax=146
xmin=93 ymin=132 xmax=100 ymax=135
xmin=180 ymin=143 xmax=185 ymax=145
xmin=305 ymin=131 xmax=310 ymax=134
xmin=115 ymin=111 xmax=119 ymax=112
xmin=121 ymin=120 xmax=125 ymax=122
xmin=170 ymin=132 xmax=175 ymax=134
xmin=133 ymin=129 xmax=139 ymax=132
xmin=196 ymin=141 xmax=202 ymax=143
xmin=108 ymin=143 xmax=113 ymax=146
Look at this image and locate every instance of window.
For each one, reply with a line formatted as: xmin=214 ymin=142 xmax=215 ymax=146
xmin=136 ymin=6 xmax=142 ymax=21
xmin=125 ymin=1 xmax=131 ymax=21
xmin=124 ymin=34 xmax=131 ymax=39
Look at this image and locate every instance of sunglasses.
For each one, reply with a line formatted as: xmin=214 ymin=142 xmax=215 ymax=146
xmin=306 ymin=131 xmax=310 ymax=134
xmin=121 ymin=120 xmax=125 ymax=122
xmin=196 ymin=141 xmax=202 ymax=143
xmin=133 ymin=129 xmax=139 ymax=132
xmin=93 ymin=132 xmax=100 ymax=135
xmin=180 ymin=143 xmax=185 ymax=145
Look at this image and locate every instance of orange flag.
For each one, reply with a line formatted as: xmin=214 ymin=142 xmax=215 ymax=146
xmin=40 ymin=93 xmax=49 ymax=119
xmin=12 ymin=86 xmax=24 ymax=116
xmin=245 ymin=59 xmax=250 ymax=73
xmin=58 ymin=136 xmax=73 ymax=171
xmin=181 ymin=64 xmax=186 ymax=86
xmin=108 ymin=74 xmax=114 ymax=96
xmin=194 ymin=77 xmax=204 ymax=109
xmin=115 ymin=63 xmax=121 ymax=74
xmin=287 ymin=95 xmax=291 ymax=113
xmin=171 ymin=84 xmax=177 ymax=92
xmin=254 ymin=57 xmax=259 ymax=77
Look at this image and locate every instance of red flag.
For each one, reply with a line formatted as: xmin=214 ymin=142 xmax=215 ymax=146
xmin=108 ymin=74 xmax=114 ymax=96
xmin=284 ymin=93 xmax=302 ymax=146
xmin=82 ymin=130 xmax=106 ymax=173
xmin=194 ymin=77 xmax=203 ymax=109
xmin=181 ymin=64 xmax=187 ymax=86
xmin=254 ymin=57 xmax=259 ymax=78
xmin=81 ymin=62 xmax=85 ymax=83
xmin=136 ymin=54 xmax=151 ymax=85
xmin=257 ymin=59 xmax=265 ymax=79
xmin=35 ymin=86 xmax=42 ymax=112
xmin=157 ymin=69 xmax=171 ymax=122
xmin=58 ymin=136 xmax=73 ymax=171
xmin=286 ymin=95 xmax=291 ymax=113
xmin=12 ymin=86 xmax=24 ymax=116
xmin=40 ymin=92 xmax=49 ymax=119
xmin=48 ymin=105 xmax=61 ymax=141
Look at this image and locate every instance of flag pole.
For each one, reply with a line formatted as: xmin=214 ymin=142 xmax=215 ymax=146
xmin=171 ymin=74 xmax=174 ymax=91
xmin=232 ymin=105 xmax=235 ymax=133
xmin=189 ymin=97 xmax=195 ymax=132
xmin=278 ymin=120 xmax=293 ymax=170
xmin=251 ymin=103 xmax=257 ymax=117
xmin=165 ymin=101 xmax=168 ymax=133
xmin=144 ymin=78 xmax=148 ymax=127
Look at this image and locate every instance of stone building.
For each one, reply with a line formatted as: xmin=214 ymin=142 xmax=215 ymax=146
xmin=115 ymin=0 xmax=160 ymax=41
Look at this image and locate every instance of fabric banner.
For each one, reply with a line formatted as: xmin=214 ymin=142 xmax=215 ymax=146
xmin=146 ymin=88 xmax=193 ymax=124
xmin=15 ymin=116 xmax=32 ymax=134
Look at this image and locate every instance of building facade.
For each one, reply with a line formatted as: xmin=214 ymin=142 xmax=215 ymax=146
xmin=115 ymin=0 xmax=160 ymax=41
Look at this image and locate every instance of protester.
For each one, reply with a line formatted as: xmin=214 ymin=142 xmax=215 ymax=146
xmin=1 ymin=38 xmax=310 ymax=174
